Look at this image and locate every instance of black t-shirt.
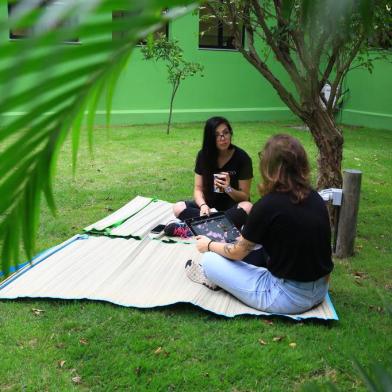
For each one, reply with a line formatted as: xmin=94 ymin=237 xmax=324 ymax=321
xmin=242 ymin=190 xmax=333 ymax=282
xmin=194 ymin=145 xmax=253 ymax=211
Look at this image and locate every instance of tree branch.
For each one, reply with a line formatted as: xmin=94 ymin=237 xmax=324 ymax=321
xmin=224 ymin=1 xmax=304 ymax=118
xmin=249 ymin=0 xmax=304 ymax=92
xmin=240 ymin=23 xmax=304 ymax=119
xmin=319 ymin=38 xmax=344 ymax=89
xmin=328 ymin=36 xmax=365 ymax=112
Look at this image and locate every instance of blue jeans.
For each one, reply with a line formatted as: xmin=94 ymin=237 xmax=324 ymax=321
xmin=202 ymin=252 xmax=329 ymax=314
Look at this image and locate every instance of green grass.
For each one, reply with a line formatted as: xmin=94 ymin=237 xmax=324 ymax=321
xmin=1 ymin=121 xmax=391 ymax=391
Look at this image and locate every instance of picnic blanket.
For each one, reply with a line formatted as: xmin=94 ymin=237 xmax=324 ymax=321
xmin=0 ymin=196 xmax=338 ymax=321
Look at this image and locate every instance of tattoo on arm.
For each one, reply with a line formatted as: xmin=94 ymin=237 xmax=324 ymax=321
xmin=223 ymin=244 xmax=233 ymax=256
xmin=238 ymin=238 xmax=256 ymax=252
xmin=223 ymin=238 xmax=255 ymax=258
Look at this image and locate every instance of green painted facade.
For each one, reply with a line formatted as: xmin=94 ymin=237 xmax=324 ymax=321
xmin=1 ymin=6 xmax=391 ymax=130
xmin=95 ymin=12 xmax=294 ymax=125
xmin=341 ymin=54 xmax=392 ymax=130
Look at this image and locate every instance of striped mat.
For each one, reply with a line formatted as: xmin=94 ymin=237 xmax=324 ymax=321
xmin=0 ymin=197 xmax=338 ymax=321
xmin=83 ymin=196 xmax=175 ymax=238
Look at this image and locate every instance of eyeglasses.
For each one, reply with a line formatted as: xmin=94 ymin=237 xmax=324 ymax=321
xmin=215 ymin=129 xmax=232 ymax=139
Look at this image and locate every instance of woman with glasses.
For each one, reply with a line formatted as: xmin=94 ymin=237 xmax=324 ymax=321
xmin=165 ymin=116 xmax=253 ymax=238
xmin=185 ymin=134 xmax=333 ymax=314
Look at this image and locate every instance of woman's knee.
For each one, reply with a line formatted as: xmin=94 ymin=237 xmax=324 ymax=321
xmin=238 ymin=201 xmax=253 ymax=215
xmin=202 ymin=252 xmax=226 ymax=278
xmin=173 ymin=201 xmax=187 ymax=217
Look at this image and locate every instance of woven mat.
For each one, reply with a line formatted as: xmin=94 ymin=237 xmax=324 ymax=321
xmin=0 ymin=236 xmax=338 ymax=321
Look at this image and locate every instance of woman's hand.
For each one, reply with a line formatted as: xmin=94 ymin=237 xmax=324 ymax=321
xmin=215 ymin=172 xmax=230 ymax=192
xmin=200 ymin=204 xmax=210 ymax=216
xmin=195 ymin=235 xmax=211 ymax=253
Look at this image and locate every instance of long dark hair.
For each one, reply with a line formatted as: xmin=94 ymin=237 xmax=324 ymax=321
xmin=259 ymin=134 xmax=311 ymax=203
xmin=200 ymin=116 xmax=233 ymax=203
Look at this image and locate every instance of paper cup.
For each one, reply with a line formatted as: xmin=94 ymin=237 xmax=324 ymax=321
xmin=213 ymin=173 xmax=225 ymax=193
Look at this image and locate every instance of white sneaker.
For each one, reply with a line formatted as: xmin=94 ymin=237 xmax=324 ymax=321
xmin=185 ymin=260 xmax=220 ymax=291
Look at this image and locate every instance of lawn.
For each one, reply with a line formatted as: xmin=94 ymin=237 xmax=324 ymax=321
xmin=0 ymin=121 xmax=391 ymax=391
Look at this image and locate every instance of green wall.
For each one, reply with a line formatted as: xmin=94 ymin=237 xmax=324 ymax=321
xmin=1 ymin=4 xmax=391 ymax=130
xmin=95 ymin=12 xmax=295 ymax=125
xmin=340 ymin=54 xmax=392 ymax=130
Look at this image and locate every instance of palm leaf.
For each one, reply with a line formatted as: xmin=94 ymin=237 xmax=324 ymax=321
xmin=0 ymin=0 xmax=197 ymax=275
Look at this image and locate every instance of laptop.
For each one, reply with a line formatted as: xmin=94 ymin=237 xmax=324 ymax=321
xmin=185 ymin=212 xmax=240 ymax=244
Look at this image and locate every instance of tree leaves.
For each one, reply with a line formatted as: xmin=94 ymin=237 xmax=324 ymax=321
xmin=140 ymin=36 xmax=203 ymax=133
xmin=359 ymin=0 xmax=375 ymax=34
xmin=281 ymin=0 xmax=295 ymax=21
xmin=0 ymin=0 xmax=196 ymax=275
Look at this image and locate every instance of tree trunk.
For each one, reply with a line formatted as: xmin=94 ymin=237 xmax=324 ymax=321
xmin=304 ymin=109 xmax=344 ymax=190
xmin=167 ymin=92 xmax=174 ymax=135
xmin=167 ymin=80 xmax=180 ymax=135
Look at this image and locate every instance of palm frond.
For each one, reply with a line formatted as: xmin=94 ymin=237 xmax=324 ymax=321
xmin=0 ymin=0 xmax=197 ymax=275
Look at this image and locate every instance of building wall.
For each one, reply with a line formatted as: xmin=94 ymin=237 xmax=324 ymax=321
xmin=0 ymin=5 xmax=391 ymax=130
xmin=340 ymin=55 xmax=392 ymax=130
xmin=95 ymin=12 xmax=295 ymax=125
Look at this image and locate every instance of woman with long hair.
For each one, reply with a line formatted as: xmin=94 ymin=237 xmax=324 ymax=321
xmin=165 ymin=116 xmax=253 ymax=237
xmin=186 ymin=134 xmax=333 ymax=314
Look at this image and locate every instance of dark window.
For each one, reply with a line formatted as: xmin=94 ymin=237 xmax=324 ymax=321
xmin=368 ymin=24 xmax=392 ymax=50
xmin=199 ymin=4 xmax=244 ymax=50
xmin=8 ymin=1 xmax=33 ymax=39
xmin=8 ymin=1 xmax=79 ymax=43
xmin=112 ymin=10 xmax=168 ymax=44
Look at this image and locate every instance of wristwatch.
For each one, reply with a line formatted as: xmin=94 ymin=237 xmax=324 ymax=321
xmin=224 ymin=186 xmax=233 ymax=193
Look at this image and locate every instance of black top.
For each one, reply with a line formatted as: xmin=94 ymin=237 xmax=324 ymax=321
xmin=242 ymin=190 xmax=333 ymax=282
xmin=194 ymin=145 xmax=253 ymax=211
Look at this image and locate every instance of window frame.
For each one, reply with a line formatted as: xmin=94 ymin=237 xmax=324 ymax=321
xmin=112 ymin=10 xmax=169 ymax=45
xmin=198 ymin=5 xmax=245 ymax=51
xmin=7 ymin=0 xmax=80 ymax=44
xmin=367 ymin=27 xmax=392 ymax=51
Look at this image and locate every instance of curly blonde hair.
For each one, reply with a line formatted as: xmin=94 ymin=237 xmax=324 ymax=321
xmin=259 ymin=134 xmax=311 ymax=203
